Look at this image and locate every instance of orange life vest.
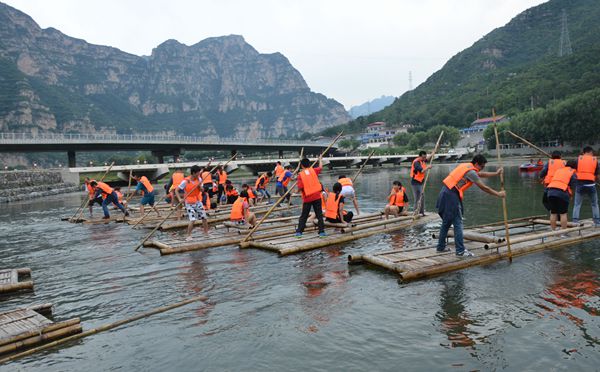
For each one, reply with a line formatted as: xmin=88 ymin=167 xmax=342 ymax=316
xmin=548 ymin=167 xmax=576 ymax=194
xmin=226 ymin=188 xmax=239 ymax=197
xmin=442 ymin=163 xmax=478 ymax=200
xmin=576 ymin=154 xmax=597 ymax=182
xmin=217 ymin=170 xmax=227 ymax=185
xmin=278 ymin=171 xmax=291 ymax=187
xmin=183 ymin=176 xmax=201 ymax=204
xmin=410 ymin=158 xmax=426 ymax=183
xmin=299 ymin=167 xmax=321 ymax=197
xmin=95 ymin=182 xmax=114 ymax=196
xmin=86 ymin=181 xmax=96 ymax=199
xmin=230 ymin=197 xmax=246 ymax=221
xmin=201 ymin=171 xmax=213 ymax=184
xmin=274 ymin=164 xmax=284 ymax=178
xmin=139 ymin=176 xmax=154 ymax=194
xmin=255 ymin=174 xmax=270 ymax=189
xmin=246 ymin=187 xmax=256 ymax=199
xmin=169 ymin=172 xmax=185 ymax=192
xmin=544 ymin=159 xmax=566 ymax=186
xmin=338 ymin=177 xmax=353 ymax=187
xmin=115 ymin=190 xmax=123 ymax=203
xmin=325 ymin=192 xmax=343 ymax=219
xmin=389 ymin=187 xmax=406 ymax=207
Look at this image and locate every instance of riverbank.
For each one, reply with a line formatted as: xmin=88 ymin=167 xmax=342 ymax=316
xmin=0 ymin=170 xmax=79 ymax=203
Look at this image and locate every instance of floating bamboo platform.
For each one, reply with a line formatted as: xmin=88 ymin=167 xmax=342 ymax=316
xmin=0 ymin=268 xmax=33 ymax=294
xmin=242 ymin=213 xmax=439 ymax=256
xmin=348 ymin=216 xmax=600 ymax=282
xmin=0 ymin=303 xmax=82 ymax=356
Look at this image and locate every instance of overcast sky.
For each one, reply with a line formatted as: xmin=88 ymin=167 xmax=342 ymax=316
xmin=5 ymin=0 xmax=547 ymax=109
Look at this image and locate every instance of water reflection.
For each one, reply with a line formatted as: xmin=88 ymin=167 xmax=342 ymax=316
xmin=436 ymin=274 xmax=477 ymax=348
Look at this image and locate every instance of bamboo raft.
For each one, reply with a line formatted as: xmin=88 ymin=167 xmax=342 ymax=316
xmin=0 ymin=303 xmax=82 ymax=356
xmin=0 ymin=268 xmax=33 ymax=294
xmin=242 ymin=213 xmax=439 ymax=256
xmin=348 ymin=216 xmax=600 ymax=282
xmin=144 ymin=212 xmax=386 ymax=255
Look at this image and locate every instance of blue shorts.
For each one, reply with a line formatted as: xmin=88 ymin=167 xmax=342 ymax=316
xmin=141 ymin=192 xmax=155 ymax=206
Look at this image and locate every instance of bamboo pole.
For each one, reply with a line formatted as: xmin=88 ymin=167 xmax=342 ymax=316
xmin=413 ymin=131 xmax=444 ymax=218
xmin=0 ymin=296 xmax=207 ymax=364
xmin=493 ymin=109 xmax=513 ymax=262
xmin=351 ymin=150 xmax=376 ymax=184
xmin=70 ymin=162 xmax=115 ymax=222
xmin=0 ymin=321 xmax=82 ymax=355
xmin=505 ymin=130 xmax=552 ymax=158
xmin=0 ymin=318 xmax=80 ymax=348
xmin=133 ymin=156 xmax=236 ymax=251
xmin=287 ymin=147 xmax=304 ymax=206
xmin=242 ymin=132 xmax=344 ymax=243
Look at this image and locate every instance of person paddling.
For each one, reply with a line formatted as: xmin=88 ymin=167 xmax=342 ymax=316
xmin=435 ymin=155 xmax=505 ymax=257
xmin=539 ymin=151 xmax=566 ymax=212
xmin=90 ymin=181 xmax=129 ymax=220
xmin=84 ymin=177 xmax=103 ymax=216
xmin=411 ymin=151 xmax=431 ymax=216
xmin=215 ymin=166 xmax=228 ymax=204
xmin=547 ymin=160 xmax=577 ymax=233
xmin=295 ymin=157 xmax=326 ymax=238
xmin=275 ymin=165 xmax=293 ymax=204
xmin=131 ymin=175 xmax=161 ymax=216
xmin=177 ymin=165 xmax=209 ymax=240
xmin=572 ymin=146 xmax=600 ymax=226
xmin=255 ymin=172 xmax=272 ymax=203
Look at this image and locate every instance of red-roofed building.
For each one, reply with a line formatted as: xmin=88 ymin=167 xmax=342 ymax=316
xmin=460 ymin=115 xmax=508 ymax=134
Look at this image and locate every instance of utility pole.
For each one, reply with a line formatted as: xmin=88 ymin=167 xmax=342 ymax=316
xmin=408 ymin=71 xmax=413 ymax=91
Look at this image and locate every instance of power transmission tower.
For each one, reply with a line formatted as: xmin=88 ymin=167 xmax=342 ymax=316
xmin=408 ymin=71 xmax=413 ymax=90
xmin=559 ymin=9 xmax=572 ymax=57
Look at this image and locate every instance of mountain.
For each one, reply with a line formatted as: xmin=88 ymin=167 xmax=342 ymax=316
xmin=322 ymin=0 xmax=600 ymax=136
xmin=0 ymin=2 xmax=350 ymax=138
xmin=348 ymin=95 xmax=395 ymax=119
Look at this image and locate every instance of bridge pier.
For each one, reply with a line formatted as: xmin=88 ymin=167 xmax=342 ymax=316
xmin=67 ymin=151 xmax=76 ymax=168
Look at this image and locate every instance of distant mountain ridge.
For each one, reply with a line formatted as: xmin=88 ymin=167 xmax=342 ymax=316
xmin=348 ymin=95 xmax=395 ymax=119
xmin=323 ymin=0 xmax=600 ymax=136
xmin=0 ymin=2 xmax=351 ymax=138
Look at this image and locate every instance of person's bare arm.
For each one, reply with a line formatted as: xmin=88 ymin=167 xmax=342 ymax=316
xmin=479 ymin=167 xmax=503 ymax=178
xmin=474 ymin=179 xmax=505 ymax=197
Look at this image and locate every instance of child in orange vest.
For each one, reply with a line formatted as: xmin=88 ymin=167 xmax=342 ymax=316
xmin=324 ymin=182 xmax=353 ymax=224
xmin=384 ymin=181 xmax=409 ymax=219
xmin=230 ymin=190 xmax=256 ymax=227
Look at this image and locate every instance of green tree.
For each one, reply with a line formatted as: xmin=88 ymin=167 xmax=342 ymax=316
xmin=393 ymin=132 xmax=414 ymax=146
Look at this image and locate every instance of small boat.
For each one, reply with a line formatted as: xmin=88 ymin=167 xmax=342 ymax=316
xmin=519 ymin=162 xmax=543 ymax=172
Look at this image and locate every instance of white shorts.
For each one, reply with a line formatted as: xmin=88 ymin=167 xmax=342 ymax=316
xmin=185 ymin=202 xmax=207 ymax=221
xmin=341 ymin=186 xmax=355 ymax=199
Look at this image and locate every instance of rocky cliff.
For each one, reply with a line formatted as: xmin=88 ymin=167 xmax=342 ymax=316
xmin=0 ymin=2 xmax=350 ymax=138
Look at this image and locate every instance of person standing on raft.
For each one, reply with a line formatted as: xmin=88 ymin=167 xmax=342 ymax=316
xmin=131 ymin=175 xmax=162 ymax=217
xmin=84 ymin=177 xmax=103 ymax=216
xmin=547 ymin=160 xmax=577 ymax=232
xmin=295 ymin=157 xmax=326 ymax=238
xmin=255 ymin=171 xmax=272 ymax=203
xmin=177 ymin=165 xmax=209 ymax=240
xmin=435 ymin=155 xmax=505 ymax=257
xmin=411 ymin=151 xmax=431 ymax=216
xmin=90 ymin=180 xmax=129 ymax=219
xmin=275 ymin=165 xmax=293 ymax=204
xmin=215 ymin=166 xmax=228 ymax=204
xmin=572 ymin=147 xmax=600 ymax=226
xmin=539 ymin=151 xmax=566 ymax=212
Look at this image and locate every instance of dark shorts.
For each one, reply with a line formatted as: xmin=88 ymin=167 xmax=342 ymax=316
xmin=548 ymin=196 xmax=569 ymax=214
xmin=141 ymin=192 xmax=155 ymax=206
xmin=89 ymin=197 xmax=103 ymax=206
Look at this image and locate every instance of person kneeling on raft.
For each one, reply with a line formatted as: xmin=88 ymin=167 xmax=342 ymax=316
xmin=230 ymin=190 xmax=257 ymax=227
xmin=324 ymin=182 xmax=354 ymax=224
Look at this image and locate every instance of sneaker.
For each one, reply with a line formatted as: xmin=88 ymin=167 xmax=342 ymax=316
xmin=124 ymin=212 xmax=130 ymax=217
xmin=318 ymin=232 xmax=327 ymax=238
xmin=295 ymin=232 xmax=302 ymax=238
xmin=436 ymin=248 xmax=451 ymax=253
xmin=456 ymin=249 xmax=475 ymax=257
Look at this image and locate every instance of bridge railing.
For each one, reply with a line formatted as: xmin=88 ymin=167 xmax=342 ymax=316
xmin=0 ymin=132 xmax=329 ymax=146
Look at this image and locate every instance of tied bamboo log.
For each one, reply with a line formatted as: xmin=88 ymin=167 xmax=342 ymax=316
xmin=493 ymin=109 xmax=513 ymax=262
xmin=0 ymin=296 xmax=207 ymax=365
xmin=70 ymin=162 xmax=115 ymax=222
xmin=413 ymin=131 xmax=444 ymax=219
xmin=242 ymin=131 xmax=344 ymax=243
xmin=133 ymin=155 xmax=236 ymax=251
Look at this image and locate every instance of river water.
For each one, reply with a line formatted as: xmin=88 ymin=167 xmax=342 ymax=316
xmin=1 ymin=164 xmax=599 ymax=371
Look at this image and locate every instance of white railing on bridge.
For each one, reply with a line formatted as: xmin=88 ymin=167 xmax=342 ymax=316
xmin=0 ymin=132 xmax=329 ymax=146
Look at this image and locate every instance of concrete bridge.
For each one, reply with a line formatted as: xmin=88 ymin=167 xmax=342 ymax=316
xmin=70 ymin=151 xmax=470 ymax=181
xmin=0 ymin=132 xmax=333 ymax=167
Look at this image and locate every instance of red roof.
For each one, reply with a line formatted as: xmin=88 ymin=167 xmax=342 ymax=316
xmin=471 ymin=115 xmax=506 ymax=126
xmin=367 ymin=122 xmax=386 ymax=127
